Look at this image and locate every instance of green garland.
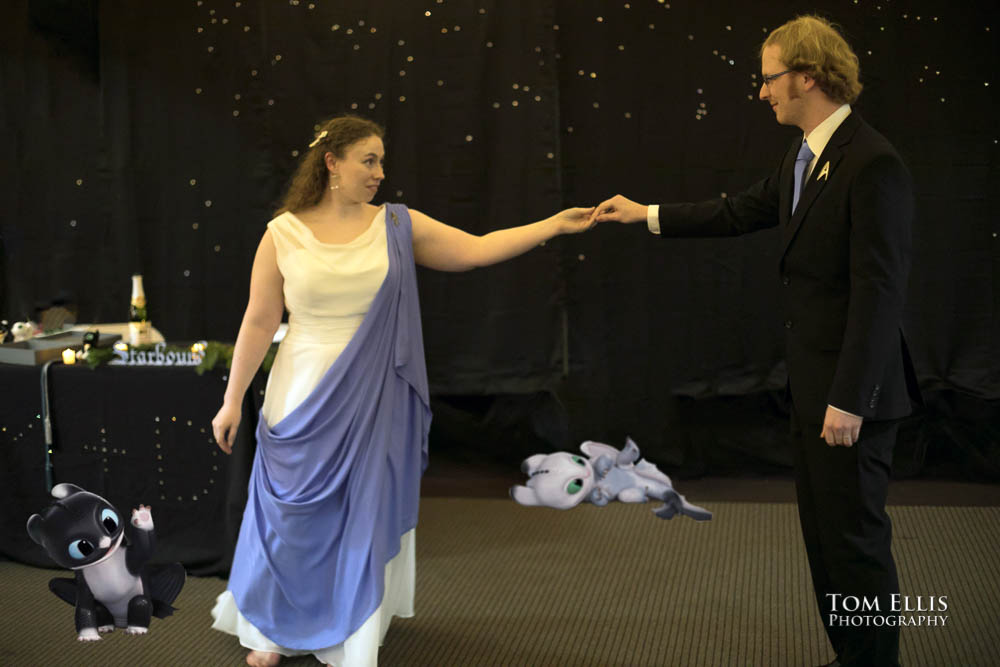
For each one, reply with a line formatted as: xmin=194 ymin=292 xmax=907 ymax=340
xmin=83 ymin=346 xmax=117 ymax=368
xmin=83 ymin=341 xmax=277 ymax=374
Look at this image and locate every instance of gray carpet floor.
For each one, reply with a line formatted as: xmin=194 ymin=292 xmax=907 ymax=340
xmin=3 ymin=497 xmax=998 ymax=666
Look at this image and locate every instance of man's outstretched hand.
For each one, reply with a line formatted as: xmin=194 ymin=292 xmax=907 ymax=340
xmin=589 ymin=195 xmax=649 ymax=225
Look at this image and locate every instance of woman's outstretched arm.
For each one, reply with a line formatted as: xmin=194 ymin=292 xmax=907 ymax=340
xmin=410 ymin=207 xmax=595 ymax=271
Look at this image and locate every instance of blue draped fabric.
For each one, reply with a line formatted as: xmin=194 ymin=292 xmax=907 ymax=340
xmin=227 ymin=204 xmax=431 ymax=649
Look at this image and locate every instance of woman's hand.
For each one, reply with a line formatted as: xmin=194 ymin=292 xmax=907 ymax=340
xmin=211 ymin=402 xmax=242 ymax=454
xmin=553 ymin=206 xmax=597 ymax=235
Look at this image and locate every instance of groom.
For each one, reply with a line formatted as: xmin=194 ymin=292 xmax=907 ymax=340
xmin=592 ymin=15 xmax=920 ymax=667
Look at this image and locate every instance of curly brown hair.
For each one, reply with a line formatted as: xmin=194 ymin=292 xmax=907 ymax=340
xmin=275 ymin=114 xmax=385 ymax=215
xmin=761 ymin=15 xmax=863 ymax=104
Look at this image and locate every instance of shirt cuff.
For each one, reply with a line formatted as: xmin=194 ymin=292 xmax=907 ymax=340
xmin=828 ymin=404 xmax=862 ymax=419
xmin=647 ymin=204 xmax=660 ymax=235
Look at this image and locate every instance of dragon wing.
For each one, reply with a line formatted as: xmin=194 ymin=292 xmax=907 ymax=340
xmin=48 ymin=577 xmax=77 ymax=607
xmin=633 ymin=458 xmax=674 ymax=486
xmin=146 ymin=563 xmax=187 ymax=618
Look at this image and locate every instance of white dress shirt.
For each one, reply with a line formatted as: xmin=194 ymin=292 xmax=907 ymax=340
xmin=802 ymin=103 xmax=851 ymax=179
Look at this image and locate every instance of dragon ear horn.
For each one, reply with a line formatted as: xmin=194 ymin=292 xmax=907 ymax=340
xmin=26 ymin=514 xmax=46 ymax=545
xmin=510 ymin=485 xmax=541 ymax=506
xmin=520 ymin=454 xmax=547 ymax=475
xmin=51 ymin=483 xmax=85 ymax=499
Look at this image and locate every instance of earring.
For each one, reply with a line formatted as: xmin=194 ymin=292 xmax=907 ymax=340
xmin=329 ymin=174 xmax=339 ymax=191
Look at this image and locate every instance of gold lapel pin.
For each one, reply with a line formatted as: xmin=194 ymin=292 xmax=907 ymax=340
xmin=390 ymin=210 xmax=399 ymax=226
xmin=817 ymin=161 xmax=831 ymax=181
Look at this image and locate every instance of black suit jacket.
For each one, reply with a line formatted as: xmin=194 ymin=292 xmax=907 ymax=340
xmin=658 ymin=112 xmax=921 ymax=424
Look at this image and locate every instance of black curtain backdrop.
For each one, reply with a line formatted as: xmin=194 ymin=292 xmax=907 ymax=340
xmin=2 ymin=1 xmax=997 ymax=477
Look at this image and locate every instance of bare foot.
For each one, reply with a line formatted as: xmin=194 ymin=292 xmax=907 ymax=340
xmin=246 ymin=650 xmax=281 ymax=667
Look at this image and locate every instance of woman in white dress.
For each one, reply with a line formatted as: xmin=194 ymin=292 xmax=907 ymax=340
xmin=210 ymin=115 xmax=594 ymax=667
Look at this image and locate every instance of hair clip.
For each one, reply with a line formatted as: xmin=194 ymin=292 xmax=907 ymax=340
xmin=308 ymin=130 xmax=328 ymax=148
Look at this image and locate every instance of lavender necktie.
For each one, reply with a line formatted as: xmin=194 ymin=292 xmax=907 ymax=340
xmin=792 ymin=138 xmax=814 ymax=214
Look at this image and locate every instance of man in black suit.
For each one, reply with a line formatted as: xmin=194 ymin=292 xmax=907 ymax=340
xmin=591 ymin=15 xmax=920 ymax=667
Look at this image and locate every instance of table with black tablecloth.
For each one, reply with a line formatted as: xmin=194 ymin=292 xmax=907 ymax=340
xmin=0 ymin=362 xmax=266 ymax=576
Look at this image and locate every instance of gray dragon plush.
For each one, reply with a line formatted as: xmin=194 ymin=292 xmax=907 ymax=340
xmin=510 ymin=438 xmax=712 ymax=521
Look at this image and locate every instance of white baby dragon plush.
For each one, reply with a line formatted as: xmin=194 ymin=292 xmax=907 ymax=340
xmin=11 ymin=320 xmax=37 ymax=342
xmin=510 ymin=437 xmax=713 ymax=521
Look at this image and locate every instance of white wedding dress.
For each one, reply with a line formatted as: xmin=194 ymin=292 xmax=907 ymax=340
xmin=211 ymin=207 xmax=416 ymax=666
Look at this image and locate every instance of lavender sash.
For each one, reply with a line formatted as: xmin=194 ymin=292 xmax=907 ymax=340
xmin=227 ymin=204 xmax=431 ymax=649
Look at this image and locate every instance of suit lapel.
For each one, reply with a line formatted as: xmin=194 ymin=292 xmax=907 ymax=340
xmin=778 ymin=140 xmax=798 ymax=228
xmin=781 ymin=113 xmax=861 ymax=259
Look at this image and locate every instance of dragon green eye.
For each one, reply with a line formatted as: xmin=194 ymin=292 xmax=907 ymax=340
xmin=572 ymin=456 xmax=585 ymax=466
xmin=567 ymin=479 xmax=583 ymax=494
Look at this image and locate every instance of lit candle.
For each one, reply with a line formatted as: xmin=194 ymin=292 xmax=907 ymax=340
xmin=62 ymin=348 xmax=76 ymax=365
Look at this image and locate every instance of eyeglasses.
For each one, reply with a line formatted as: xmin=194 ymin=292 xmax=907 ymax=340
xmin=761 ymin=69 xmax=794 ymax=88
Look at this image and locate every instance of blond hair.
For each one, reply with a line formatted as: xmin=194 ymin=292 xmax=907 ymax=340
xmin=761 ymin=15 xmax=862 ymax=104
xmin=275 ymin=115 xmax=385 ymax=215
